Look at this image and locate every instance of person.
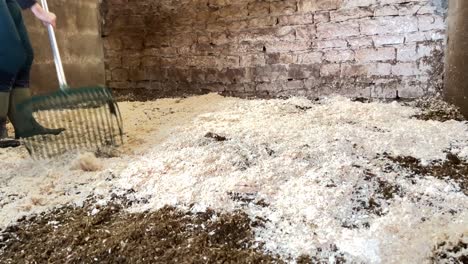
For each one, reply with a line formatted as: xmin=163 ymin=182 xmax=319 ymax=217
xmin=0 ymin=0 xmax=64 ymax=148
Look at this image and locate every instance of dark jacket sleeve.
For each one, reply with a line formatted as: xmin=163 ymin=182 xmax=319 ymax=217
xmin=16 ymin=0 xmax=37 ymax=9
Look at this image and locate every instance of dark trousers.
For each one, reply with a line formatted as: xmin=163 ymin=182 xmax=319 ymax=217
xmin=0 ymin=0 xmax=34 ymax=92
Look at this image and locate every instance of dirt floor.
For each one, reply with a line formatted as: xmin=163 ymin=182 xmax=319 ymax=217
xmin=0 ymin=94 xmax=467 ymax=263
xmin=0 ymin=200 xmax=280 ymax=264
xmin=1 ymin=196 xmax=466 ymax=263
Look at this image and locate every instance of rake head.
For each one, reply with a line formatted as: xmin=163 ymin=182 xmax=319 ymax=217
xmin=17 ymin=86 xmax=124 ymax=159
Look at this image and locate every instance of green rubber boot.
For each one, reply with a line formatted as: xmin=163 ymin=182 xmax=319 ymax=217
xmin=0 ymin=92 xmax=9 ymax=139
xmin=0 ymin=92 xmax=20 ymax=148
xmin=8 ymin=88 xmax=65 ymax=139
xmin=0 ymin=118 xmax=7 ymax=139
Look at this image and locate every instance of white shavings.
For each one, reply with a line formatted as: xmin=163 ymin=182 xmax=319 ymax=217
xmin=0 ymin=95 xmax=227 ymax=229
xmin=451 ymin=144 xmax=468 ymax=161
xmin=460 ymin=147 xmax=468 ymax=160
xmin=116 ymin=95 xmax=468 ymax=262
xmin=0 ymin=94 xmax=467 ymax=263
xmin=364 ymin=201 xmax=468 ymax=263
xmin=0 ymin=152 xmax=118 ymax=228
xmin=71 ymin=152 xmax=103 ymax=172
xmin=90 ymin=208 xmax=100 ymax=216
xmin=337 ymin=236 xmax=381 ymax=263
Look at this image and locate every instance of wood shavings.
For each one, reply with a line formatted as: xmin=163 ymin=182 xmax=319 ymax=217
xmin=71 ymin=153 xmax=103 ymax=172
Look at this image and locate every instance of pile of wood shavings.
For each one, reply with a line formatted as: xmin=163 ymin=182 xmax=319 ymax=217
xmin=0 ymin=94 xmax=467 ymax=263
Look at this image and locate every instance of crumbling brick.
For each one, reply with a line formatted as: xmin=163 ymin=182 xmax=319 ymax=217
xmin=355 ymin=48 xmax=396 ymax=62
xmin=102 ymin=0 xmax=447 ymax=99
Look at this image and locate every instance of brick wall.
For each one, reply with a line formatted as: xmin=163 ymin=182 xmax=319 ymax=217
xmin=101 ymin=0 xmax=447 ymax=99
xmin=25 ymin=0 xmax=105 ymax=94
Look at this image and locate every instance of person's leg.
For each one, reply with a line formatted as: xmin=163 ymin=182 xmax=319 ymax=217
xmin=0 ymin=0 xmax=27 ymax=147
xmin=7 ymin=0 xmax=64 ymax=139
xmin=11 ymin=0 xmax=33 ymax=90
xmin=0 ymin=91 xmax=19 ymax=148
xmin=0 ymin=92 xmax=9 ymax=139
xmin=0 ymin=1 xmax=27 ymax=80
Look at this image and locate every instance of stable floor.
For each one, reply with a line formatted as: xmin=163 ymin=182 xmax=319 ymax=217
xmin=0 ymin=94 xmax=467 ymax=263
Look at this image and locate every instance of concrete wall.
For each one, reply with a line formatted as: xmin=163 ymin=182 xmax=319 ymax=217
xmin=445 ymin=0 xmax=468 ymax=117
xmin=102 ymin=0 xmax=447 ymax=100
xmin=23 ymin=0 xmax=105 ymax=95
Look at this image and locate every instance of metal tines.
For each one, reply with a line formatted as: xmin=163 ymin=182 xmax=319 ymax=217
xmin=18 ymin=86 xmax=124 ymax=159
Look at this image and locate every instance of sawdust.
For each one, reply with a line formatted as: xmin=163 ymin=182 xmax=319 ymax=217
xmin=0 ymin=94 xmax=234 ymax=229
xmin=117 ymin=93 xmax=237 ymax=154
xmin=115 ymin=95 xmax=468 ymax=262
xmin=0 ymin=93 xmax=467 ymax=263
xmin=71 ymin=152 xmax=103 ymax=172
